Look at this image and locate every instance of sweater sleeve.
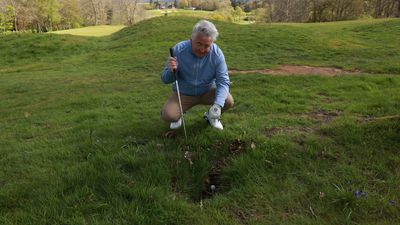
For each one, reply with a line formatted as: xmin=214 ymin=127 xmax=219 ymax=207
xmin=161 ymin=61 xmax=175 ymax=84
xmin=214 ymin=50 xmax=230 ymax=107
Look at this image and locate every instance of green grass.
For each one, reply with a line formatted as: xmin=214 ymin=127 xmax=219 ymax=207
xmin=0 ymin=17 xmax=399 ymax=224
xmin=51 ymin=25 xmax=126 ymax=37
xmin=148 ymin=9 xmax=213 ymax=18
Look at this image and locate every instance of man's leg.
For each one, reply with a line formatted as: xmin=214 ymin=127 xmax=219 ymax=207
xmin=161 ymin=92 xmax=200 ymax=122
xmin=199 ymin=88 xmax=234 ymax=111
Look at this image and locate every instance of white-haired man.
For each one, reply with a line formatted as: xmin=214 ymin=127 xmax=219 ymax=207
xmin=161 ymin=20 xmax=233 ymax=130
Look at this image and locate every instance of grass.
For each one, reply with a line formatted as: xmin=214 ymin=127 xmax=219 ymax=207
xmin=148 ymin=9 xmax=213 ymax=18
xmin=0 ymin=16 xmax=399 ymax=224
xmin=51 ymin=25 xmax=126 ymax=37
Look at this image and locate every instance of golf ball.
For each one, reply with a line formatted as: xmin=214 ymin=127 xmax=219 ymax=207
xmin=210 ymin=185 xmax=216 ymax=191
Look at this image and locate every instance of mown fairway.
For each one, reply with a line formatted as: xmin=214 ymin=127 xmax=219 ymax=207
xmin=51 ymin=25 xmax=126 ymax=37
xmin=0 ymin=17 xmax=399 ymax=224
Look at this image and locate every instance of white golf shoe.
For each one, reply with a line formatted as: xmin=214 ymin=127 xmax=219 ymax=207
xmin=204 ymin=112 xmax=224 ymax=130
xmin=170 ymin=117 xmax=182 ymax=129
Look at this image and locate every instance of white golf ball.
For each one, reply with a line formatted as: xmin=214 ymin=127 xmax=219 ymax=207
xmin=210 ymin=185 xmax=216 ymax=191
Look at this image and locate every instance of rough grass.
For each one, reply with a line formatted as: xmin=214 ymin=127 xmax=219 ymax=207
xmin=0 ymin=16 xmax=399 ymax=225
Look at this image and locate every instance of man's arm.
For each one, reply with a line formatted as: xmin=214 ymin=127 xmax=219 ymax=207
xmin=161 ymin=48 xmax=178 ymax=84
xmin=214 ymin=51 xmax=230 ymax=108
xmin=161 ymin=63 xmax=175 ymax=84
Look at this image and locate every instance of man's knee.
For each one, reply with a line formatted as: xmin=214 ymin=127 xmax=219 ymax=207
xmin=161 ymin=108 xmax=180 ymax=122
xmin=223 ymin=94 xmax=234 ymax=111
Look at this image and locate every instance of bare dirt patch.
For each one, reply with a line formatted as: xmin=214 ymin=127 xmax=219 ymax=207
xmin=308 ymin=109 xmax=342 ymax=123
xmin=263 ymin=109 xmax=342 ymax=138
xmin=230 ymin=65 xmax=360 ymax=76
xmin=263 ymin=126 xmax=312 ymax=137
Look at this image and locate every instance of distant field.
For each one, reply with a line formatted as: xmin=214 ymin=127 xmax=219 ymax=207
xmin=51 ymin=25 xmax=126 ymax=37
xmin=148 ymin=9 xmax=213 ymax=18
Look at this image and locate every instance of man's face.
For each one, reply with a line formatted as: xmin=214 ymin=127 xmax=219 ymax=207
xmin=191 ymin=34 xmax=213 ymax=57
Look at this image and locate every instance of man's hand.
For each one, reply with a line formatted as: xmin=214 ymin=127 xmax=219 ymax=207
xmin=168 ymin=57 xmax=178 ymax=72
xmin=208 ymin=104 xmax=222 ymax=119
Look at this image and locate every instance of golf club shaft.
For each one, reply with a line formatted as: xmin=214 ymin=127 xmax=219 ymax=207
xmin=170 ymin=48 xmax=188 ymax=141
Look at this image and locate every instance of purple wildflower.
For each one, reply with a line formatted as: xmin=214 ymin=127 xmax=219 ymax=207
xmin=354 ymin=190 xmax=359 ymax=199
xmin=361 ymin=191 xmax=367 ymax=198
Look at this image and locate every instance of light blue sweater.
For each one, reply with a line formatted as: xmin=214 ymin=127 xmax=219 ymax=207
xmin=161 ymin=40 xmax=230 ymax=107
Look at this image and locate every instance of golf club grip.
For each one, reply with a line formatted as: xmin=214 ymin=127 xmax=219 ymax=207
xmin=169 ymin=48 xmax=177 ymax=74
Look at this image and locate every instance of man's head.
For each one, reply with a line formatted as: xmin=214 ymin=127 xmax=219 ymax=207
xmin=191 ymin=20 xmax=219 ymax=57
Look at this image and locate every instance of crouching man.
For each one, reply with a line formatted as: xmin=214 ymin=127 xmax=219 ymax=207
xmin=161 ymin=20 xmax=233 ymax=130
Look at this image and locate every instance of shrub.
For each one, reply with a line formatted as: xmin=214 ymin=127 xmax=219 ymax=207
xmin=210 ymin=10 xmax=234 ymax=22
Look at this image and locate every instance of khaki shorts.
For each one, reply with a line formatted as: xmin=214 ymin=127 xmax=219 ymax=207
xmin=161 ymin=88 xmax=234 ymax=122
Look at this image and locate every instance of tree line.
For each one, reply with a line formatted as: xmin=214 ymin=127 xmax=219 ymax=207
xmin=1 ymin=0 xmax=399 ymax=33
xmin=0 ymin=0 xmax=149 ymax=32
xmin=234 ymin=0 xmax=400 ymax=22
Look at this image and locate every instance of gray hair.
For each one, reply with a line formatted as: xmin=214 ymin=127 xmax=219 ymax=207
xmin=191 ymin=20 xmax=219 ymax=41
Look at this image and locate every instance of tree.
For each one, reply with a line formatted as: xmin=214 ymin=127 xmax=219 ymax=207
xmin=123 ymin=0 xmax=139 ymax=25
xmin=191 ymin=0 xmax=199 ymax=8
xmin=113 ymin=0 xmax=146 ymax=26
xmin=33 ymin=0 xmax=61 ymax=32
xmin=210 ymin=9 xmax=234 ymax=21
xmin=89 ymin=0 xmax=99 ymax=25
xmin=370 ymin=0 xmax=398 ymax=18
xmin=216 ymin=0 xmax=232 ymax=10
xmin=0 ymin=4 xmax=15 ymax=32
xmin=59 ymin=0 xmax=82 ymax=29
xmin=106 ymin=8 xmax=112 ymax=24
xmin=78 ymin=0 xmax=109 ymax=26
xmin=3 ymin=0 xmax=19 ymax=31
xmin=310 ymin=0 xmax=330 ymax=22
xmin=179 ymin=0 xmax=188 ymax=8
xmin=233 ymin=6 xmax=244 ymax=21
xmin=397 ymin=0 xmax=400 ymax=17
xmin=254 ymin=7 xmax=269 ymax=22
xmin=328 ymin=0 xmax=364 ymax=21
xmin=231 ymin=0 xmax=241 ymax=8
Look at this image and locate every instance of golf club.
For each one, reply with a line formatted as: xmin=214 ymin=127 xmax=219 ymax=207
xmin=169 ymin=48 xmax=188 ymax=143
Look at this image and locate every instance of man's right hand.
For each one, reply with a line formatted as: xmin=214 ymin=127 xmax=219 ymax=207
xmin=168 ymin=57 xmax=178 ymax=72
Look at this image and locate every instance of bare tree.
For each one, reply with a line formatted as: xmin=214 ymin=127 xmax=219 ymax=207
xmin=310 ymin=0 xmax=330 ymax=22
xmin=78 ymin=0 xmax=109 ymax=26
xmin=373 ymin=0 xmax=399 ymax=17
xmin=89 ymin=0 xmax=100 ymax=25
xmin=397 ymin=0 xmax=400 ymax=17
xmin=113 ymin=0 xmax=146 ymax=26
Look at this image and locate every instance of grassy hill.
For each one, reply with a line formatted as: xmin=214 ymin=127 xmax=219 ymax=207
xmin=0 ymin=17 xmax=399 ymax=224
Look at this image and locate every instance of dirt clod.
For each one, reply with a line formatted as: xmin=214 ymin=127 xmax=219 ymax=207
xmin=163 ymin=130 xmax=177 ymax=138
xmin=229 ymin=139 xmax=246 ymax=155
